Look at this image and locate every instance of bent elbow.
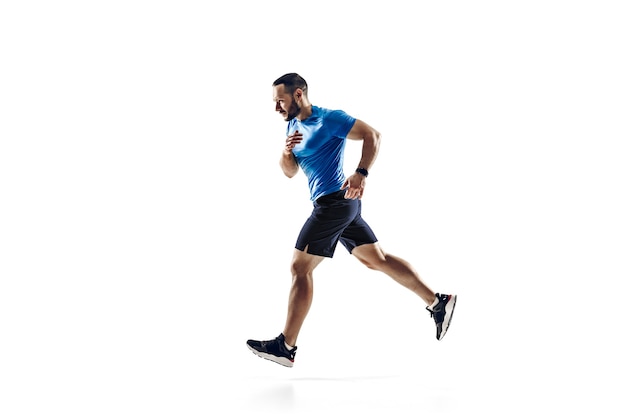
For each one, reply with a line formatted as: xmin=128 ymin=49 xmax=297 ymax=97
xmin=370 ymin=129 xmax=381 ymax=147
xmin=280 ymin=164 xmax=298 ymax=178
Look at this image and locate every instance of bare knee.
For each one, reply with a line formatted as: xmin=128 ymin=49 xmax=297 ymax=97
xmin=358 ymin=253 xmax=388 ymax=271
xmin=352 ymin=244 xmax=389 ymax=271
xmin=290 ymin=260 xmax=314 ymax=281
xmin=289 ymin=248 xmax=324 ymax=282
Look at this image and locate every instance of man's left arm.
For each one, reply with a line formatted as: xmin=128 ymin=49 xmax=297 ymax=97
xmin=340 ymin=119 xmax=381 ymax=199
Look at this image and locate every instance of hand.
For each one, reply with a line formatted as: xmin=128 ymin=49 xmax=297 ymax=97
xmin=341 ymin=173 xmax=365 ymax=200
xmin=284 ymin=130 xmax=303 ymax=154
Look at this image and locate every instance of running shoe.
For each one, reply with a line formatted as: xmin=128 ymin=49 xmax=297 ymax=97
xmin=246 ymin=333 xmax=297 ymax=367
xmin=426 ymin=293 xmax=457 ymax=340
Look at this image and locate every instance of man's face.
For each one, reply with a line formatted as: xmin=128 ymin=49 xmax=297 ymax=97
xmin=273 ymin=84 xmax=300 ymax=121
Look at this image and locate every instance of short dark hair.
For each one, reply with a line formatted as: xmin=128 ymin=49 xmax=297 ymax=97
xmin=273 ymin=73 xmax=308 ymax=96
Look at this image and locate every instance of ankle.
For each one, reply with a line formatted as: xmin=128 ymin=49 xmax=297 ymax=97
xmin=282 ymin=334 xmax=296 ymax=349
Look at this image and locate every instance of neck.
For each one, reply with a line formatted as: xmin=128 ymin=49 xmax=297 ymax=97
xmin=296 ymin=103 xmax=313 ymax=121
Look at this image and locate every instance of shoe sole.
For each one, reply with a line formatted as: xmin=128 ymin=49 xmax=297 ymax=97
xmin=247 ymin=344 xmax=294 ymax=368
xmin=438 ymin=294 xmax=457 ymax=340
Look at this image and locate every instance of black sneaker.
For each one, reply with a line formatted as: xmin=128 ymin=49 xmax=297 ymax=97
xmin=246 ymin=333 xmax=297 ymax=367
xmin=426 ymin=293 xmax=457 ymax=340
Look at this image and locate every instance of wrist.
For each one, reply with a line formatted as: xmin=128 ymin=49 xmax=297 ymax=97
xmin=355 ymin=167 xmax=369 ymax=177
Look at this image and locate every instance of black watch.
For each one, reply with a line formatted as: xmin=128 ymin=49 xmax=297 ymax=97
xmin=356 ymin=167 xmax=369 ymax=177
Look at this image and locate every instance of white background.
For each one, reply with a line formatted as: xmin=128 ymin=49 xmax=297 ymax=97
xmin=1 ymin=1 xmax=625 ymax=416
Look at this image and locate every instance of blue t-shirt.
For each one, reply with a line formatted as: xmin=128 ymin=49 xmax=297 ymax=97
xmin=287 ymin=105 xmax=356 ymax=201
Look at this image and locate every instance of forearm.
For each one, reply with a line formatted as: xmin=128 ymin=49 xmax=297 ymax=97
xmin=356 ymin=130 xmax=381 ymax=171
xmin=280 ymin=151 xmax=299 ymax=178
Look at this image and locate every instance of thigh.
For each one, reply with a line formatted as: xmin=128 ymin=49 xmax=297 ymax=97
xmin=339 ymin=214 xmax=378 ymax=253
xmin=295 ymin=191 xmax=360 ymax=258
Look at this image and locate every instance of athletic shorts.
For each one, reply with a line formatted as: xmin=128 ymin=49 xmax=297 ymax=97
xmin=295 ymin=189 xmax=378 ymax=258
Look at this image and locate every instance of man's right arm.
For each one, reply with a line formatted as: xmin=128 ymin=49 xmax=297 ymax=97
xmin=280 ymin=151 xmax=299 ymax=178
xmin=279 ymin=130 xmax=302 ymax=178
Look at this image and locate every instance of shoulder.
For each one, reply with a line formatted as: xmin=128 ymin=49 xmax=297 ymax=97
xmin=315 ymin=106 xmax=355 ymax=124
xmin=313 ymin=106 xmax=356 ymax=137
xmin=315 ymin=105 xmax=349 ymax=116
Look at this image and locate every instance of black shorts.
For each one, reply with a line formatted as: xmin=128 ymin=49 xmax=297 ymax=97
xmin=295 ymin=189 xmax=378 ymax=258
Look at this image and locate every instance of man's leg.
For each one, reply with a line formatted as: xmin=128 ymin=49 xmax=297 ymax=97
xmin=282 ymin=247 xmax=325 ymax=347
xmin=351 ymin=242 xmax=436 ymax=305
xmin=351 ymin=242 xmax=456 ymax=340
xmin=246 ymin=248 xmax=324 ymax=367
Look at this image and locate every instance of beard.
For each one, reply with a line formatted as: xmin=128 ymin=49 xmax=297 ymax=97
xmin=284 ymin=99 xmax=301 ymax=121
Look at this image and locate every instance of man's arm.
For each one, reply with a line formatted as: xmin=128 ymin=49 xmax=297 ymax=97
xmin=279 ymin=130 xmax=303 ymax=178
xmin=341 ymin=119 xmax=381 ymax=199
